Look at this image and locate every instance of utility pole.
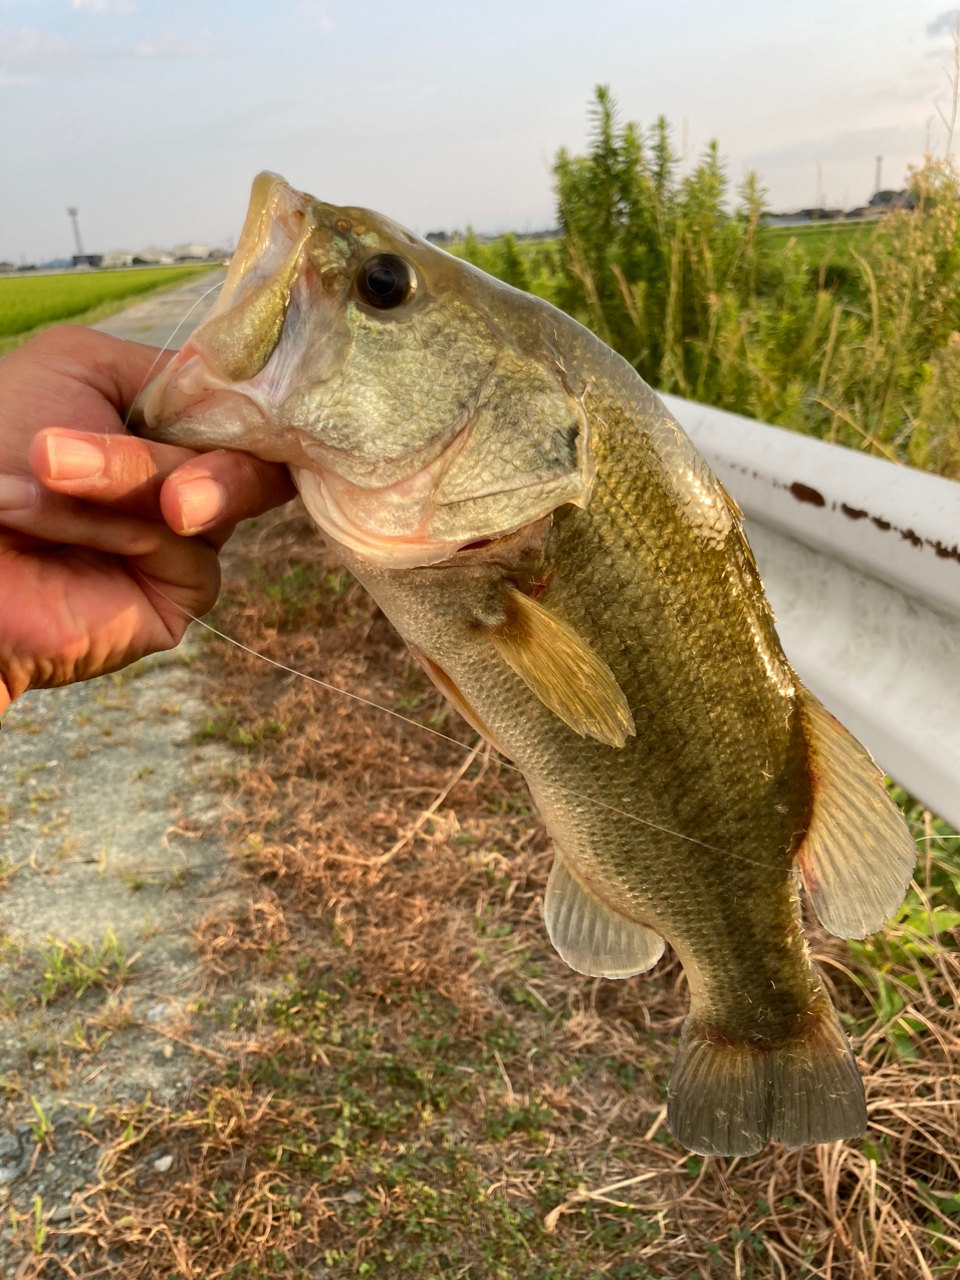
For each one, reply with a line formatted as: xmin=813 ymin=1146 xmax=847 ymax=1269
xmin=67 ymin=207 xmax=85 ymax=257
xmin=874 ymin=156 xmax=883 ymax=195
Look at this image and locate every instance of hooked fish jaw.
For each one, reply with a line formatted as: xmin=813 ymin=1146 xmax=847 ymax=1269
xmin=135 ymin=171 xmax=594 ymax=567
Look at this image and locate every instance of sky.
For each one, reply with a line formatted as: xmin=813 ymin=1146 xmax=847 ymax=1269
xmin=1 ymin=0 xmax=957 ymax=263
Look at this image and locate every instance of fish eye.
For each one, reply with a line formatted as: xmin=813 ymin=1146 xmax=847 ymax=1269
xmin=356 ymin=254 xmax=417 ymax=310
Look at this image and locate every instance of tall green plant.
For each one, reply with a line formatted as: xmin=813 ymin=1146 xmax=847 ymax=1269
xmin=553 ymin=87 xmax=774 ymax=407
xmin=551 ymin=87 xmax=960 ymax=477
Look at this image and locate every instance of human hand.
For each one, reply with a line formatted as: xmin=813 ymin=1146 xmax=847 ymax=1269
xmin=0 ymin=325 xmax=296 ymax=714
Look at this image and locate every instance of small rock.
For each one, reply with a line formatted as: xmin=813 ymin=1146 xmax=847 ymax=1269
xmin=340 ymin=1188 xmax=363 ymax=1204
xmin=153 ymin=1154 xmax=174 ymax=1173
xmin=162 ymin=1043 xmax=174 ymax=1059
xmin=48 ymin=1204 xmax=73 ymax=1224
xmin=0 ymin=1132 xmax=29 ymax=1184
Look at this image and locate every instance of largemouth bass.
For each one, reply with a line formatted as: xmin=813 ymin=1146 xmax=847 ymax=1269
xmin=134 ymin=173 xmax=916 ymax=1157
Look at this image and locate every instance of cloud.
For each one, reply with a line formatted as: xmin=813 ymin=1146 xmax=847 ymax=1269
xmin=748 ymin=124 xmax=926 ymax=169
xmin=295 ymin=2 xmax=335 ymax=32
xmin=72 ymin=0 xmax=136 ymax=13
xmin=928 ymin=10 xmax=960 ymax=37
xmin=0 ymin=25 xmax=73 ymax=71
xmin=0 ymin=26 xmax=70 ymax=61
xmin=133 ymin=33 xmax=205 ymax=58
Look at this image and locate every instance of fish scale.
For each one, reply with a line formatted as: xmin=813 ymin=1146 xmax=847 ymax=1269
xmin=134 ymin=171 xmax=917 ymax=1156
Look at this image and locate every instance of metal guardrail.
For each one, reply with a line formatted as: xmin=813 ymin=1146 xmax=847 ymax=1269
xmin=662 ymin=394 xmax=960 ymax=829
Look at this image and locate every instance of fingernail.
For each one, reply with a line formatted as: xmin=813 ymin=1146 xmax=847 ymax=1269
xmin=177 ymin=477 xmax=225 ymax=532
xmin=0 ymin=475 xmax=38 ymax=511
xmin=46 ymin=435 xmax=104 ymax=481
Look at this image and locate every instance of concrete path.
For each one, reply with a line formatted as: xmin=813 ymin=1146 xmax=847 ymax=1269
xmin=93 ymin=267 xmax=226 ymax=348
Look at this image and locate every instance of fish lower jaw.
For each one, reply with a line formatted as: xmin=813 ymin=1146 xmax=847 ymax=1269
xmin=293 ymin=465 xmax=466 ymax=568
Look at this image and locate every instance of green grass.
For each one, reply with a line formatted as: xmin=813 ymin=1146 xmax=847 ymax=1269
xmin=0 ymin=264 xmax=218 ymax=352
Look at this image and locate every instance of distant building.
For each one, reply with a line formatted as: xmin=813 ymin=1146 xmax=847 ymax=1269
xmin=425 ymin=231 xmax=450 ymax=245
xmin=72 ymin=253 xmax=103 ymax=268
xmin=0 ymin=261 xmax=15 ymax=274
xmin=102 ymin=250 xmax=134 ymax=269
xmin=133 ymin=247 xmax=175 ymax=265
xmin=764 ymin=188 xmax=916 ymax=227
xmin=173 ymin=242 xmax=210 ymax=260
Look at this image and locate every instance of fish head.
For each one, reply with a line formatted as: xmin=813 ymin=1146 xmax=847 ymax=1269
xmin=135 ymin=172 xmax=593 ymax=567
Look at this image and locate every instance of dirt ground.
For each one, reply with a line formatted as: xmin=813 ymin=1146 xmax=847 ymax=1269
xmin=0 ymin=631 xmax=262 ymax=1272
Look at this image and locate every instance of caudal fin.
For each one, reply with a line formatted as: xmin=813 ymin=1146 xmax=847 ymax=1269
xmin=666 ymin=1004 xmax=867 ymax=1157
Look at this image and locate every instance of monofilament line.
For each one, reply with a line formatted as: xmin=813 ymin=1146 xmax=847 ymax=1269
xmin=122 ymin=276 xmax=226 ymax=431
xmin=134 ymin=570 xmax=729 ymax=856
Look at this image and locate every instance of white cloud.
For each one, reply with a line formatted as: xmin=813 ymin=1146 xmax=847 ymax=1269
xmin=0 ymin=69 xmax=33 ymax=85
xmin=0 ymin=26 xmax=70 ymax=61
xmin=133 ymin=33 xmax=204 ymax=58
xmin=0 ymin=25 xmax=73 ymax=74
xmin=295 ymin=2 xmax=335 ymax=32
xmin=749 ymin=123 xmax=927 ymax=169
xmin=72 ymin=0 xmax=136 ymax=13
xmin=928 ymin=10 xmax=960 ymax=38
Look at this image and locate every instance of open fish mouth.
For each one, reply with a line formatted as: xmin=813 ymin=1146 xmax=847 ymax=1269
xmin=133 ymin=171 xmax=594 ymax=568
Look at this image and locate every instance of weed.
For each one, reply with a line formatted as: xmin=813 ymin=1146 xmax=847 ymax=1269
xmin=29 ymin=1096 xmax=54 ymax=1147
xmin=460 ymin=87 xmax=960 ymax=479
xmin=35 ymin=929 xmax=135 ymax=1006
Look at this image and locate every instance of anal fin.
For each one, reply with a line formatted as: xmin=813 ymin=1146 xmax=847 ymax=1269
xmin=796 ymin=691 xmax=916 ymax=939
xmin=544 ymin=852 xmax=663 ymax=978
xmin=487 ymin=585 xmax=635 ymax=749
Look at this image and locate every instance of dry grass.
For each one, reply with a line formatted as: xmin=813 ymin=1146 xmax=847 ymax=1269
xmin=17 ymin=506 xmax=960 ymax=1279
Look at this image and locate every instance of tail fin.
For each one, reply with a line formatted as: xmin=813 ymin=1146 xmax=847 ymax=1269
xmin=667 ymin=1005 xmax=867 ymax=1157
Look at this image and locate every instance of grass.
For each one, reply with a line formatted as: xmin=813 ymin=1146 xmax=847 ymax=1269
xmin=34 ymin=928 xmax=135 ymax=1007
xmin=14 ymin=508 xmax=957 ymax=1280
xmin=0 ymin=264 xmax=218 ymax=354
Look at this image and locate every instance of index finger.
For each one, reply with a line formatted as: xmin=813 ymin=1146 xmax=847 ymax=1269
xmin=25 ymin=326 xmax=179 ymax=420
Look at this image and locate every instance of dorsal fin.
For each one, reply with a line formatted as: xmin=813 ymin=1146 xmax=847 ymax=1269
xmin=545 ymin=852 xmax=663 ymax=978
xmin=487 ymin=585 xmax=635 ymax=748
xmin=795 ymin=691 xmax=915 ymax=939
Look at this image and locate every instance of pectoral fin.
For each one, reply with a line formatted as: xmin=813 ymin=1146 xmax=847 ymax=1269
xmin=487 ymin=585 xmax=635 ymax=748
xmin=545 ymin=852 xmax=663 ymax=978
xmin=795 ymin=690 xmax=915 ymax=938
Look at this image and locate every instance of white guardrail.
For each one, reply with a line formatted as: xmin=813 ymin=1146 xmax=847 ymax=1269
xmin=662 ymin=395 xmax=960 ymax=830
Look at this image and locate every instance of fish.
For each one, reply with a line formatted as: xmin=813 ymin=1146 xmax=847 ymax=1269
xmin=133 ymin=172 xmax=917 ymax=1157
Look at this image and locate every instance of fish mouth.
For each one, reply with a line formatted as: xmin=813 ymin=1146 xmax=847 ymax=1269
xmin=134 ymin=170 xmax=594 ymax=568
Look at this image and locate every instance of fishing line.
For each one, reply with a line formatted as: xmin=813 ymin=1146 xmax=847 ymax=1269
xmin=133 ymin=569 xmax=730 ymax=856
xmin=121 ymin=276 xmax=226 ymax=432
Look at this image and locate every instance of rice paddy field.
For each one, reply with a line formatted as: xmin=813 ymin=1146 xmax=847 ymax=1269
xmin=0 ymin=265 xmax=218 ymax=355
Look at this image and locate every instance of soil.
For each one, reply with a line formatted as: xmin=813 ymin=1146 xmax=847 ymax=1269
xmin=0 ymin=637 xmax=254 ymax=1273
